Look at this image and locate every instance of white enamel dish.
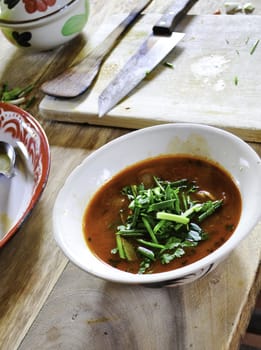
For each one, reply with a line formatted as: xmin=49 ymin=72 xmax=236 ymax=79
xmin=53 ymin=124 xmax=261 ymax=287
xmin=0 ymin=102 xmax=50 ymax=247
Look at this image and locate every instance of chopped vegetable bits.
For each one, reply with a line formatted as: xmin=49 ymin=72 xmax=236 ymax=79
xmin=0 ymin=83 xmax=35 ymax=109
xmin=113 ymin=177 xmax=223 ymax=274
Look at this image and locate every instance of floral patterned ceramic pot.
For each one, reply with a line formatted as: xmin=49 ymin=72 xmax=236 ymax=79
xmin=0 ymin=0 xmax=89 ymax=50
xmin=0 ymin=0 xmax=78 ymax=21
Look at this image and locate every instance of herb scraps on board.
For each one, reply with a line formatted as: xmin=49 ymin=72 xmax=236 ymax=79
xmin=224 ymin=2 xmax=255 ymax=14
xmin=0 ymin=83 xmax=35 ymax=109
xmin=111 ymin=177 xmax=223 ymax=274
xmin=163 ymin=61 xmax=174 ymax=69
xmin=250 ymin=39 xmax=260 ymax=55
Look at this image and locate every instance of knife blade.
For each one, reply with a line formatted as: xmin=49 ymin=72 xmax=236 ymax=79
xmin=98 ymin=0 xmax=198 ymax=117
xmin=40 ymin=0 xmax=153 ymax=98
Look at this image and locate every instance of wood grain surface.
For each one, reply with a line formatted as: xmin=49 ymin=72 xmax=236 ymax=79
xmin=18 ymin=223 xmax=261 ymax=350
xmin=0 ymin=1 xmax=260 ymax=350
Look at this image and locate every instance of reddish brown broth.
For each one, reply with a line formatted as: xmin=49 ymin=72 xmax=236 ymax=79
xmin=83 ymin=155 xmax=242 ymax=274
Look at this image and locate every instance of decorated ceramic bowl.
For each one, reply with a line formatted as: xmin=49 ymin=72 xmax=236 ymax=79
xmin=53 ymin=124 xmax=261 ymax=287
xmin=0 ymin=0 xmax=77 ymax=21
xmin=0 ymin=102 xmax=50 ymax=247
xmin=0 ymin=0 xmax=89 ymax=50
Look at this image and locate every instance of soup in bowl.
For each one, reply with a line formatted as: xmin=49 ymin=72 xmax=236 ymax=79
xmin=53 ymin=124 xmax=261 ymax=287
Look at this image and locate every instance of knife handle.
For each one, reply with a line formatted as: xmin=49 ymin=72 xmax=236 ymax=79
xmin=153 ymin=0 xmax=198 ymax=36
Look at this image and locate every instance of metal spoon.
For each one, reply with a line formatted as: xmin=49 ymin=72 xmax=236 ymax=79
xmin=0 ymin=141 xmax=16 ymax=178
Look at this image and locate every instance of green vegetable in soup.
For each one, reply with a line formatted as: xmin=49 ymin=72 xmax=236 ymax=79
xmin=112 ymin=176 xmax=223 ymax=274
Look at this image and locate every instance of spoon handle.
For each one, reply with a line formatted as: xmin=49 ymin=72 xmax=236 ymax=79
xmin=0 ymin=141 xmax=16 ymax=178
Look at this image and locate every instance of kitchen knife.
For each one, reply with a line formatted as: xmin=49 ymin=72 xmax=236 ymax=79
xmin=98 ymin=0 xmax=198 ymax=117
xmin=40 ymin=0 xmax=153 ymax=98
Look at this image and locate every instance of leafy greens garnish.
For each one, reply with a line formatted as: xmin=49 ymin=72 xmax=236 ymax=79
xmin=111 ymin=176 xmax=223 ymax=274
xmin=250 ymin=39 xmax=259 ymax=55
xmin=0 ymin=83 xmax=35 ymax=109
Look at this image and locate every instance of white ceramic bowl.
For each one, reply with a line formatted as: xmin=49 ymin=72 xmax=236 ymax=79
xmin=53 ymin=124 xmax=261 ymax=287
xmin=0 ymin=0 xmax=89 ymax=50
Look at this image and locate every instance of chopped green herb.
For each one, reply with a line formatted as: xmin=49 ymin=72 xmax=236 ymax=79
xmin=137 ymin=246 xmax=155 ymax=261
xmin=243 ymin=3 xmax=255 ymax=13
xmin=156 ymin=212 xmax=189 ymax=224
xmin=197 ymin=200 xmax=223 ymax=222
xmin=250 ymin=39 xmax=259 ymax=55
xmin=116 ymin=234 xmax=125 ymax=259
xmin=234 ymin=76 xmax=238 ymax=85
xmin=138 ymin=258 xmax=151 ymax=274
xmin=121 ymin=237 xmax=137 ymax=261
xmin=0 ymin=83 xmax=35 ymax=109
xmin=224 ymin=1 xmax=255 ymax=14
xmin=112 ymin=176 xmax=223 ymax=273
xmin=161 ymin=247 xmax=185 ymax=264
xmin=163 ymin=62 xmax=174 ymax=69
xmin=224 ymin=2 xmax=242 ymax=14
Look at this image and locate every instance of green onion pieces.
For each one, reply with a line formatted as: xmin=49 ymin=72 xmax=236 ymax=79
xmin=113 ymin=176 xmax=223 ymax=274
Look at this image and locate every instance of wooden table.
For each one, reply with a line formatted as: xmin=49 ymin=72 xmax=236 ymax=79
xmin=0 ymin=1 xmax=260 ymax=349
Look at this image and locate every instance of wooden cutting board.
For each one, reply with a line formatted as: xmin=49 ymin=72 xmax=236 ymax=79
xmin=40 ymin=14 xmax=261 ymax=142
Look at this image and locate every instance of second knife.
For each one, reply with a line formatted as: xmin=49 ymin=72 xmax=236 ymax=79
xmin=98 ymin=0 xmax=198 ymax=117
xmin=41 ymin=0 xmax=153 ymax=98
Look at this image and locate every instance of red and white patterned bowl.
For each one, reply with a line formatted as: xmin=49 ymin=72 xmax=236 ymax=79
xmin=0 ymin=102 xmax=50 ymax=247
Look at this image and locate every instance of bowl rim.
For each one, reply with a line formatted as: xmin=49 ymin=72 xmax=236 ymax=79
xmin=0 ymin=102 xmax=50 ymax=248
xmin=53 ymin=123 xmax=261 ymax=284
xmin=0 ymin=0 xmax=80 ymax=28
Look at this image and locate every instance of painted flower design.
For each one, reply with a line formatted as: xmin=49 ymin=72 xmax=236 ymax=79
xmin=4 ymin=0 xmax=20 ymax=10
xmin=12 ymin=31 xmax=32 ymax=47
xmin=4 ymin=0 xmax=57 ymax=12
xmin=22 ymin=0 xmax=56 ymax=13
